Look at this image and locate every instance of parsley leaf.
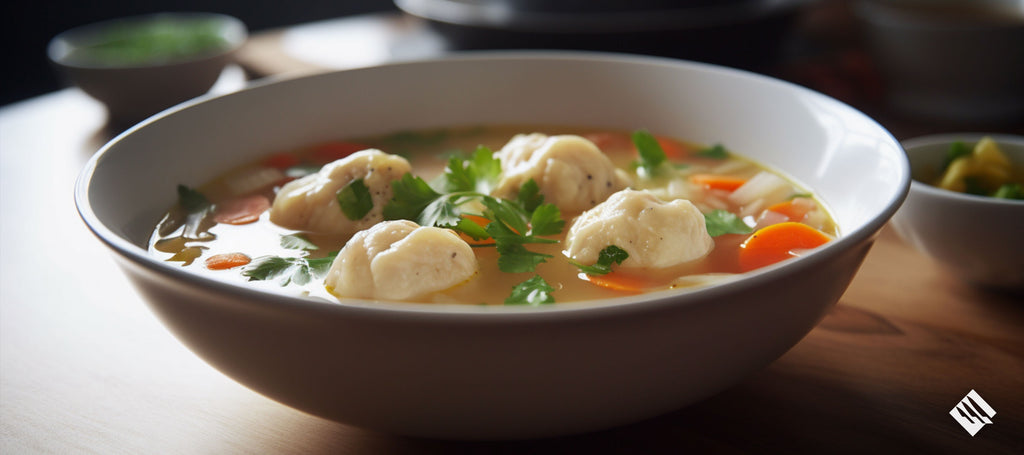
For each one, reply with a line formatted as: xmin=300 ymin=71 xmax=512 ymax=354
xmin=505 ymin=275 xmax=555 ymax=305
xmin=632 ymin=129 xmax=666 ymax=177
xmin=241 ymin=251 xmax=338 ymax=286
xmin=336 ymin=179 xmax=374 ymax=220
xmin=383 ymin=173 xmax=442 ymax=221
xmin=177 ymin=184 xmax=211 ymax=213
xmin=529 ymin=203 xmax=565 ymax=237
xmin=572 ymin=245 xmax=629 ymax=275
xmin=695 ymin=144 xmax=730 ymax=159
xmin=704 ymin=209 xmax=753 ymax=237
xmin=280 ymin=233 xmax=318 ymax=251
xmin=442 ymin=146 xmax=501 ymax=194
xmin=516 ymin=178 xmax=544 ymax=213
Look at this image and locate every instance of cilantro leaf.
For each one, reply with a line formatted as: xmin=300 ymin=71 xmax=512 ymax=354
xmin=528 ymin=203 xmax=564 ymax=237
xmin=177 ymin=184 xmax=211 ymax=213
xmin=695 ymin=144 xmax=730 ymax=159
xmin=419 ymin=194 xmax=466 ymax=228
xmin=280 ymin=234 xmax=319 ymax=251
xmin=481 ymin=196 xmax=530 ymax=236
xmin=383 ymin=173 xmax=441 ymax=221
xmin=241 ymin=251 xmax=338 ymax=286
xmin=336 ymin=179 xmax=374 ymax=221
xmin=496 ymin=243 xmax=552 ymax=274
xmin=516 ymin=178 xmax=544 ymax=213
xmin=441 ymin=146 xmax=501 ymax=194
xmin=454 ymin=216 xmax=491 ymax=241
xmin=632 ymin=129 xmax=666 ymax=176
xmin=572 ymin=245 xmax=629 ymax=275
xmin=504 ymin=275 xmax=555 ymax=305
xmin=704 ymin=209 xmax=753 ymax=237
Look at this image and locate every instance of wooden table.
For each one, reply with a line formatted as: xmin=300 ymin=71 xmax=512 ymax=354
xmin=2 ymin=9 xmax=1022 ymax=454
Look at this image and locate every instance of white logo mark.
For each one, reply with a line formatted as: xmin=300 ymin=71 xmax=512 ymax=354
xmin=950 ymin=389 xmax=996 ymax=436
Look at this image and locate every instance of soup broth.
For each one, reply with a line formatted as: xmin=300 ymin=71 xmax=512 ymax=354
xmin=149 ymin=125 xmax=837 ymax=305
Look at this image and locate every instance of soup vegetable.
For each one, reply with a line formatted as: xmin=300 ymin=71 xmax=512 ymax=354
xmin=932 ymin=137 xmax=1023 ymax=199
xmin=149 ymin=126 xmax=837 ymax=305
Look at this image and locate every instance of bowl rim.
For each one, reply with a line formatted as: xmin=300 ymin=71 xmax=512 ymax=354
xmin=47 ymin=11 xmax=249 ymax=70
xmin=903 ymin=132 xmax=1024 ymax=206
xmin=74 ymin=50 xmax=910 ymax=321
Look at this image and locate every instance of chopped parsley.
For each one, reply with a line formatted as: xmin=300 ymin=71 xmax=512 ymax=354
xmin=704 ymin=209 xmax=754 ymax=237
xmin=505 ymin=275 xmax=556 ymax=305
xmin=241 ymin=252 xmax=338 ymax=286
xmin=383 ymin=149 xmax=565 ymax=275
xmin=632 ymin=129 xmax=667 ymax=177
xmin=336 ymin=179 xmax=374 ymax=221
xmin=571 ymin=245 xmax=629 ymax=276
xmin=280 ymin=233 xmax=318 ymax=251
xmin=695 ymin=144 xmax=730 ymax=159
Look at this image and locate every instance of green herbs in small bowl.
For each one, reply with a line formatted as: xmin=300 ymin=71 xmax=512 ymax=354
xmin=67 ymin=17 xmax=230 ymax=67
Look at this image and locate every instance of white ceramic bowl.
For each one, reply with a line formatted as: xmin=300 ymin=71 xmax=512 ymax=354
xmin=75 ymin=52 xmax=909 ymax=440
xmin=890 ymin=133 xmax=1024 ymax=291
xmin=48 ymin=12 xmax=247 ymax=127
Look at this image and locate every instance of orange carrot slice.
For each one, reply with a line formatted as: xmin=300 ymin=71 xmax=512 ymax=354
xmin=213 ymin=194 xmax=271 ymax=225
xmin=655 ymin=136 xmax=689 ymax=160
xmin=739 ymin=222 xmax=831 ymax=272
xmin=766 ymin=198 xmax=814 ymax=222
xmin=690 ymin=174 xmax=748 ymax=192
xmin=457 ymin=214 xmax=496 ymax=246
xmin=263 ymin=153 xmax=300 ymax=170
xmin=205 ymin=253 xmax=251 ymax=270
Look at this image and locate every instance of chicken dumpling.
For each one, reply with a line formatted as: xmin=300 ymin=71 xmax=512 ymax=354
xmin=325 ymin=220 xmax=478 ymax=301
xmin=270 ymin=149 xmax=410 ymax=235
xmin=565 ymin=189 xmax=714 ymax=269
xmin=491 ymin=134 xmax=630 ymax=213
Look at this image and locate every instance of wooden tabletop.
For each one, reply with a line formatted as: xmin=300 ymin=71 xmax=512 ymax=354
xmin=3 ymin=7 xmax=1023 ymax=454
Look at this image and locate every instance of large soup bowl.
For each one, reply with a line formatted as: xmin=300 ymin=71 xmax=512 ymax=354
xmin=76 ymin=52 xmax=909 ymax=440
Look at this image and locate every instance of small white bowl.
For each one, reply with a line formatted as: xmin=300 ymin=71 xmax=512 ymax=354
xmin=75 ymin=52 xmax=908 ymax=440
xmin=891 ymin=133 xmax=1024 ymax=291
xmin=48 ymin=12 xmax=247 ymax=127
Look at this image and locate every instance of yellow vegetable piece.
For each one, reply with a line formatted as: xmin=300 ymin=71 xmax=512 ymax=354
xmin=936 ymin=136 xmax=1013 ymax=193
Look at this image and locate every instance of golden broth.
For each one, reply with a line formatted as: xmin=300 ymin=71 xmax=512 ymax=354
xmin=149 ymin=125 xmax=837 ymax=305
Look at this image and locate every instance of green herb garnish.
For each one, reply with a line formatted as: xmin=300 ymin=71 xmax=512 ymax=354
xmin=993 ymin=183 xmax=1024 ymax=199
xmin=695 ymin=144 xmax=730 ymax=159
xmin=241 ymin=252 xmax=338 ymax=286
xmin=632 ymin=129 xmax=667 ymax=177
xmin=704 ymin=209 xmax=754 ymax=237
xmin=504 ymin=275 xmax=556 ymax=305
xmin=571 ymin=245 xmax=629 ymax=276
xmin=336 ymin=179 xmax=374 ymax=220
xmin=942 ymin=141 xmax=971 ymax=171
xmin=280 ymin=233 xmax=319 ymax=251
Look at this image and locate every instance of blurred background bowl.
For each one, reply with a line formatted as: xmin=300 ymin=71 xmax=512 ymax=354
xmin=890 ymin=133 xmax=1024 ymax=292
xmin=854 ymin=0 xmax=1024 ymax=124
xmin=48 ymin=12 xmax=247 ymax=127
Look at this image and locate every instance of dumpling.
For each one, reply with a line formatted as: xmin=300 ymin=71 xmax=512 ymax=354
xmin=325 ymin=220 xmax=478 ymax=301
xmin=491 ymin=134 xmax=630 ymax=213
xmin=269 ymin=149 xmax=410 ymax=235
xmin=565 ymin=189 xmax=714 ymax=269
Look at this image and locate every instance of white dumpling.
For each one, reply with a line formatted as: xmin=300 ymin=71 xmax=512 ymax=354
xmin=491 ymin=134 xmax=630 ymax=213
xmin=269 ymin=149 xmax=410 ymax=235
xmin=325 ymin=220 xmax=478 ymax=301
xmin=565 ymin=189 xmax=714 ymax=269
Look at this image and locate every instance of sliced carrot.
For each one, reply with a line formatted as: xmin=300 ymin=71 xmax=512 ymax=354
xmin=213 ymin=194 xmax=271 ymax=225
xmin=582 ymin=271 xmax=659 ymax=293
xmin=739 ymin=222 xmax=831 ymax=272
xmin=655 ymin=136 xmax=689 ymax=160
xmin=311 ymin=141 xmax=371 ymax=164
xmin=690 ymin=174 xmax=748 ymax=192
xmin=766 ymin=198 xmax=814 ymax=222
xmin=263 ymin=153 xmax=300 ymax=170
xmin=457 ymin=214 xmax=496 ymax=246
xmin=584 ymin=132 xmax=633 ymax=152
xmin=205 ymin=253 xmax=251 ymax=270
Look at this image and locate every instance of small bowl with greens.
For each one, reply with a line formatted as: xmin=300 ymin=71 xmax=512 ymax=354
xmin=891 ymin=133 xmax=1024 ymax=291
xmin=48 ymin=12 xmax=247 ymax=126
